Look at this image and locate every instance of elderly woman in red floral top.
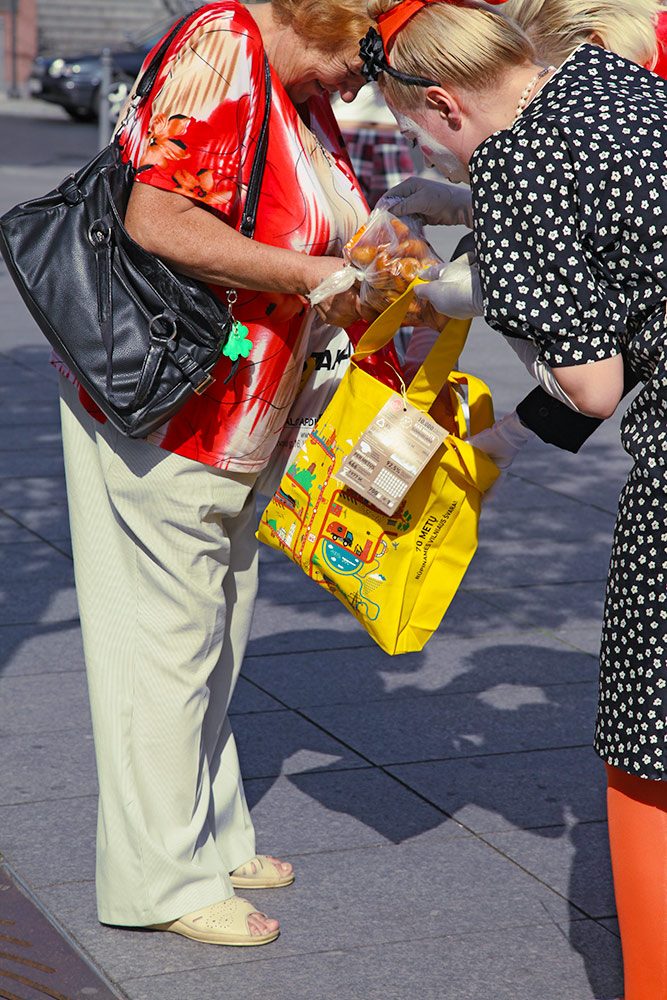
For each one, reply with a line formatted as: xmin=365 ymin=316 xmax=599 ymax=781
xmin=58 ymin=0 xmax=372 ymax=948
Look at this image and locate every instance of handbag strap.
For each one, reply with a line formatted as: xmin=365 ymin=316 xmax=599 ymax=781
xmin=132 ymin=9 xmax=272 ymax=239
xmin=135 ymin=10 xmax=197 ymax=100
xmin=240 ymin=56 xmax=272 ymax=239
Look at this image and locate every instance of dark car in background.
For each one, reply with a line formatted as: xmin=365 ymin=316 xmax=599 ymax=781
xmin=28 ymin=24 xmax=172 ymax=123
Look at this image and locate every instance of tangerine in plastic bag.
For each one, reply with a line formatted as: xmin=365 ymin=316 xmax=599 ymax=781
xmin=345 ymin=210 xmax=443 ymax=324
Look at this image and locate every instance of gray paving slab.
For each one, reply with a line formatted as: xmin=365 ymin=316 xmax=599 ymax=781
xmin=0 ymin=363 xmax=46 ymax=387
xmin=244 ymin=768 xmax=460 ymax=857
xmin=601 ymin=916 xmax=620 ymax=937
xmin=478 ymin=500 xmax=616 ymax=543
xmin=0 ymin=356 xmax=58 ymax=382
xmin=0 ymin=794 xmax=97 ymax=888
xmin=471 ymin=523 xmax=612 ymax=583
xmin=0 ymin=621 xmax=84 ymax=677
xmin=0 ymin=344 xmax=54 ymax=371
xmin=0 ymin=669 xmax=91 ymax=736
xmin=301 ymin=675 xmax=597 ymax=767
xmin=38 ymin=835 xmax=578 ymax=982
xmin=0 ymin=540 xmax=71 ymax=579
xmin=233 ymin=709 xmax=369 ymax=778
xmin=388 ymin=745 xmax=606 ymax=834
xmin=0 ymin=577 xmax=78 ymax=624
xmin=0 ymin=539 xmax=77 ymax=625
xmin=247 ymin=598 xmax=377 ymax=656
xmin=554 ymin=623 xmax=604 ymax=658
xmin=256 ymin=555 xmax=341 ymax=605
xmin=510 ymin=423 xmax=632 ymax=518
xmin=0 ymin=446 xmax=64 ymax=478
xmin=229 ymin=676 xmax=285 ymax=715
xmin=0 ymin=730 xmax=98 ymax=806
xmin=243 ymin=632 xmax=597 ymax=710
xmin=0 ymin=360 xmax=57 ymax=382
xmin=486 ymin=822 xmax=615 ymax=920
xmin=0 ymin=862 xmax=125 ymax=1000
xmin=479 ymin=471 xmax=601 ymax=514
xmin=0 ymin=474 xmax=68 ymax=508
xmin=0 ymin=367 xmax=57 ymax=391
xmin=0 ymin=401 xmax=62 ymax=429
xmin=0 ymin=503 xmax=73 ymax=547
xmin=121 ymin=920 xmax=623 ymax=1000
xmin=478 ymin=580 xmax=607 ymax=635
xmin=0 ymin=510 xmax=52 ymax=543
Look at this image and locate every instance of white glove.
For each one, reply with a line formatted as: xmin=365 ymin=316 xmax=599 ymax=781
xmin=468 ymin=410 xmax=536 ymax=470
xmin=504 ymin=336 xmax=581 ymax=412
xmin=413 ymin=253 xmax=484 ymax=320
xmin=380 ymin=177 xmax=473 ymax=228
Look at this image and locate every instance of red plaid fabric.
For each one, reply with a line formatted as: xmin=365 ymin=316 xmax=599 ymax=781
xmin=341 ymin=127 xmax=415 ymax=208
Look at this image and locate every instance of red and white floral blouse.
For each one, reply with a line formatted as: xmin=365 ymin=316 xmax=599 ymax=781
xmin=58 ymin=1 xmax=368 ymax=472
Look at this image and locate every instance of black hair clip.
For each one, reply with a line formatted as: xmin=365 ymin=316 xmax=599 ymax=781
xmin=359 ymin=27 xmax=387 ymax=82
xmin=358 ymin=26 xmax=441 ymax=88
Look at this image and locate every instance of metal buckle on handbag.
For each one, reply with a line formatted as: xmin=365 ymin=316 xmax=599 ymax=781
xmin=88 ymin=219 xmax=112 ymax=249
xmin=149 ymin=312 xmax=178 ymax=343
xmin=149 ymin=313 xmax=216 ymax=396
xmin=193 ymin=373 xmax=215 ymax=395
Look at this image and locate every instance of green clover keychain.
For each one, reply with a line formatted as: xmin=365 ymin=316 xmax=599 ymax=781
xmin=221 ymin=319 xmax=253 ymax=362
xmin=221 ymin=290 xmax=253 ymax=363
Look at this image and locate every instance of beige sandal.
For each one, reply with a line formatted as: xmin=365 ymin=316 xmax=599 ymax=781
xmin=149 ymin=896 xmax=279 ymax=946
xmin=230 ymin=854 xmax=295 ymax=889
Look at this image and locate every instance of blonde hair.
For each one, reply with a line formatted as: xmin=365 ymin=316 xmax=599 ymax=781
xmin=367 ymin=0 xmax=536 ymax=109
xmin=271 ymin=0 xmax=371 ymax=51
xmin=503 ymin=0 xmax=663 ymax=67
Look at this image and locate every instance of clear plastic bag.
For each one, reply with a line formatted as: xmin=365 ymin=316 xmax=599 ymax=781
xmin=308 ymin=208 xmax=443 ymax=326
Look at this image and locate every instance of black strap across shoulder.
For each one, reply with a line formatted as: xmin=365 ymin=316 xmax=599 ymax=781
xmin=131 ymin=8 xmax=272 ymax=239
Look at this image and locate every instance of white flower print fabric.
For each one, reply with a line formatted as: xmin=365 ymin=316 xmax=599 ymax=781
xmin=470 ymin=45 xmax=667 ymax=780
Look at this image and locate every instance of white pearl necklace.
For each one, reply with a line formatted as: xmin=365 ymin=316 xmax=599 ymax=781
xmin=514 ymin=65 xmax=555 ymax=120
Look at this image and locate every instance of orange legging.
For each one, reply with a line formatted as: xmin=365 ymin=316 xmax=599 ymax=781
xmin=606 ymin=764 xmax=667 ymax=1000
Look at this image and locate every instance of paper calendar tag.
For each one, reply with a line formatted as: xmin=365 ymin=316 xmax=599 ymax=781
xmin=335 ymin=395 xmax=447 ymax=515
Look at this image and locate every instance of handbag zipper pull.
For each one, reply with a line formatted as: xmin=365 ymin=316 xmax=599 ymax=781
xmin=221 ymin=289 xmax=254 ymax=363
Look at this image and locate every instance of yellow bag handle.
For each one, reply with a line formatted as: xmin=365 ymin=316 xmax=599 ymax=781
xmin=450 ymin=372 xmax=496 ymax=437
xmin=443 ymin=435 xmax=500 ymax=493
xmin=353 ymin=281 xmax=471 ymax=414
xmin=405 ymin=317 xmax=470 ymax=413
xmin=352 ymin=281 xmax=425 ymax=360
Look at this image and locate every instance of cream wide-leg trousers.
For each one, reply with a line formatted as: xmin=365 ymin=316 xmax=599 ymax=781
xmin=59 ymin=378 xmax=259 ymax=926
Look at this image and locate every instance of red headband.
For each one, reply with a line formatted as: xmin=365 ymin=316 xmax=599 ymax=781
xmin=378 ymin=0 xmax=509 ymax=55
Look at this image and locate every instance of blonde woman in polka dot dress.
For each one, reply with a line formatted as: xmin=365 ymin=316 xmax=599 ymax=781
xmin=360 ymin=1 xmax=667 ymax=996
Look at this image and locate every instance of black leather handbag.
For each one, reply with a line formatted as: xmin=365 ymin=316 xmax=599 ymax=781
xmin=0 ymin=11 xmax=272 ymax=438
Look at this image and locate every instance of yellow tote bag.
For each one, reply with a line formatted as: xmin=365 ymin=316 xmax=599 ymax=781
xmin=257 ymin=285 xmax=499 ymax=655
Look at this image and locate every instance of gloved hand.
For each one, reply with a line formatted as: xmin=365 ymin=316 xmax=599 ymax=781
xmin=504 ymin=336 xmax=581 ymax=412
xmin=468 ymin=410 xmax=536 ymax=470
xmin=413 ymin=253 xmax=484 ymax=320
xmin=380 ymin=176 xmax=473 ymax=228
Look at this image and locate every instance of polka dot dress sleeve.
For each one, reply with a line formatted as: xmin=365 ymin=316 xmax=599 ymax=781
xmin=470 ymin=125 xmax=627 ymax=368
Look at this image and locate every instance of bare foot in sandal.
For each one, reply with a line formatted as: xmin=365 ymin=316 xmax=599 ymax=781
xmin=247 ymin=909 xmax=280 ymax=937
xmin=150 ymin=896 xmax=280 ymax=946
xmin=230 ymin=854 xmax=295 ymax=889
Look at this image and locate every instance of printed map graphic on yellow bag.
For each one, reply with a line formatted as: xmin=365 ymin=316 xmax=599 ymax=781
xmin=257 ymin=284 xmax=499 ymax=655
